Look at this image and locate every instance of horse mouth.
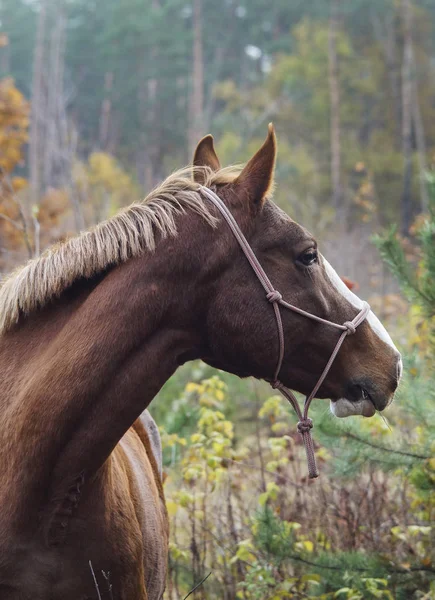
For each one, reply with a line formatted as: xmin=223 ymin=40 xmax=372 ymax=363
xmin=330 ymin=387 xmax=376 ymax=418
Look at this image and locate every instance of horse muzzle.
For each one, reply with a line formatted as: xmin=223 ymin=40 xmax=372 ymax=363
xmin=330 ymin=355 xmax=402 ymax=418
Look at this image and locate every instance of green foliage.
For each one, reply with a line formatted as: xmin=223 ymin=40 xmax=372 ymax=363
xmin=160 ymin=370 xmax=435 ymax=599
xmin=374 ymin=226 xmax=426 ymax=307
xmin=374 ymin=173 xmax=435 ymax=350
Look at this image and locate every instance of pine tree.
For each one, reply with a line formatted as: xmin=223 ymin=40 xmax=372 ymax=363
xmin=374 ymin=172 xmax=435 ymax=346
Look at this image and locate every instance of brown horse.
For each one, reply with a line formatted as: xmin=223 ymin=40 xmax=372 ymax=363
xmin=0 ymin=126 xmax=401 ymax=599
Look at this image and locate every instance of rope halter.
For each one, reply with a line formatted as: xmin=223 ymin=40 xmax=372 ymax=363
xmin=200 ymin=186 xmax=371 ymax=479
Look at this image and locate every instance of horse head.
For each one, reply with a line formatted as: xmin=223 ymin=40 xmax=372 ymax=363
xmin=194 ymin=125 xmax=401 ymax=419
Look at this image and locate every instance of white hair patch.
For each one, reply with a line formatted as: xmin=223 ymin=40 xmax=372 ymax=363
xmin=322 ymin=257 xmax=399 ymax=353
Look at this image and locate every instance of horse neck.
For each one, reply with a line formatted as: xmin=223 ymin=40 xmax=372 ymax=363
xmin=0 ymin=249 xmax=204 ymax=529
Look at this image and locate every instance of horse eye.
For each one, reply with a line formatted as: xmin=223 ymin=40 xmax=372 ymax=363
xmin=298 ymin=249 xmax=318 ymax=267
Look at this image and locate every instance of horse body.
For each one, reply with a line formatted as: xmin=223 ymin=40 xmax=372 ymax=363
xmin=0 ymin=268 xmax=172 ymax=599
xmin=0 ymin=410 xmax=167 ymax=600
xmin=0 ymin=125 xmax=401 ymax=598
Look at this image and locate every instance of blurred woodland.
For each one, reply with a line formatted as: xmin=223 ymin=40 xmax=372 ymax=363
xmin=1 ymin=0 xmax=435 ymax=276
xmin=1 ymin=0 xmax=435 ymax=598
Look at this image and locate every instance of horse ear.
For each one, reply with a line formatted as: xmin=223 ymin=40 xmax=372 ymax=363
xmin=234 ymin=123 xmax=276 ymax=207
xmin=192 ymin=134 xmax=221 ymax=183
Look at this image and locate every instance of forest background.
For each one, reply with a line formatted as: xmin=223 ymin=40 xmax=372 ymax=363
xmin=1 ymin=0 xmax=435 ymax=598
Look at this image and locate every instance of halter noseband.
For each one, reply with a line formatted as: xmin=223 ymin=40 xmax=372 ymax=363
xmin=200 ymin=186 xmax=370 ymax=479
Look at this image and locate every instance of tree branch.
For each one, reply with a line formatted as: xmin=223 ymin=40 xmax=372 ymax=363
xmin=343 ymin=431 xmax=430 ymax=460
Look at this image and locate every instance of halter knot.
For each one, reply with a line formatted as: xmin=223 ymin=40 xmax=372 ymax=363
xmin=267 ymin=290 xmax=282 ymax=303
xmin=344 ymin=321 xmax=356 ymax=335
xmin=297 ymin=418 xmax=313 ymax=434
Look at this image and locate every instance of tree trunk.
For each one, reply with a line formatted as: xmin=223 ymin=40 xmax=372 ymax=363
xmin=371 ymin=7 xmax=402 ymax=149
xmin=44 ymin=0 xmax=65 ymax=189
xmin=30 ymin=0 xmax=48 ymax=204
xmin=136 ymin=0 xmax=161 ymax=191
xmin=328 ymin=0 xmax=342 ymax=214
xmin=188 ymin=0 xmax=204 ymax=156
xmin=98 ymin=72 xmax=114 ymax=152
xmin=0 ymin=33 xmax=10 ymax=75
xmin=401 ymin=0 xmax=413 ymax=235
xmin=136 ymin=74 xmax=150 ymax=190
xmin=412 ymin=76 xmax=428 ymax=212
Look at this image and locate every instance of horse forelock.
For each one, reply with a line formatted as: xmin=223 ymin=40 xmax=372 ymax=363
xmin=0 ymin=165 xmax=243 ymax=334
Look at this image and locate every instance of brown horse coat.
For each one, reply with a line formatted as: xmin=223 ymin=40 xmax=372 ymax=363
xmin=0 ymin=126 xmax=400 ymax=599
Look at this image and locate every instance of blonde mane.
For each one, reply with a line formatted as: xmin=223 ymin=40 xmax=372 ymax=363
xmin=0 ymin=165 xmax=242 ymax=334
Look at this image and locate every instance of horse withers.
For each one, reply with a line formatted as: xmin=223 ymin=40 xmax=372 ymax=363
xmin=0 ymin=125 xmax=401 ymax=599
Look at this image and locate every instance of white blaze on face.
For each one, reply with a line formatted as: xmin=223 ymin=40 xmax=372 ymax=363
xmin=322 ymin=257 xmax=398 ymax=351
xmin=321 ymin=256 xmax=402 ymax=418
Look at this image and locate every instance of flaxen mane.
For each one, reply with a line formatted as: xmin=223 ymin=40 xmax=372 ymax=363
xmin=0 ymin=165 xmax=242 ymax=334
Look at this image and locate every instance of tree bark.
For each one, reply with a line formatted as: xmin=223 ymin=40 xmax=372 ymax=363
xmin=0 ymin=33 xmax=10 ymax=75
xmin=136 ymin=0 xmax=161 ymax=191
xmin=412 ymin=74 xmax=428 ymax=212
xmin=371 ymin=7 xmax=402 ymax=149
xmin=401 ymin=0 xmax=413 ymax=235
xmin=44 ymin=0 xmax=65 ymax=189
xmin=328 ymin=0 xmax=342 ymax=214
xmin=30 ymin=0 xmax=48 ymax=204
xmin=98 ymin=71 xmax=114 ymax=151
xmin=188 ymin=0 xmax=204 ymax=156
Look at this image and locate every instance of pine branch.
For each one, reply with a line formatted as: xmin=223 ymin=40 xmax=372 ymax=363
xmin=342 ymin=431 xmax=430 ymax=460
xmin=419 ymin=220 xmax=435 ymax=312
xmin=283 ymin=553 xmax=435 ymax=575
xmin=373 ymin=227 xmax=431 ymax=306
xmin=255 ymin=509 xmax=435 ymax=578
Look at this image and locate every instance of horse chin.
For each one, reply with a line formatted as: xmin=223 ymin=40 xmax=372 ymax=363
xmin=330 ymin=398 xmax=376 ymax=418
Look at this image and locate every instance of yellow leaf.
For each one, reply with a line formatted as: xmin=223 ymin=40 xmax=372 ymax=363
xmin=185 ymin=382 xmax=201 ymax=394
xmin=166 ymin=500 xmax=178 ymax=517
